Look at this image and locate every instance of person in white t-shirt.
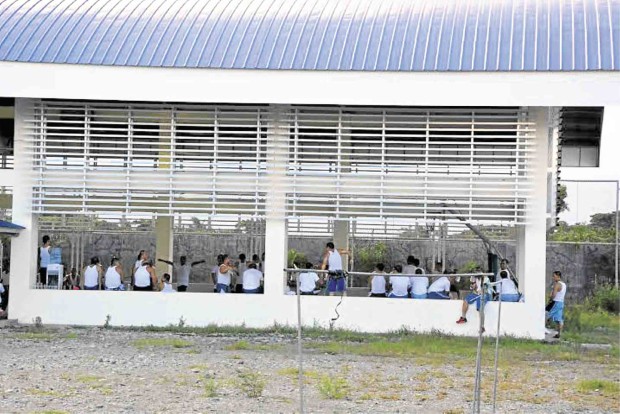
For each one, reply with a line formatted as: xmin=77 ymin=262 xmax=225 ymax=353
xmin=82 ymin=256 xmax=103 ymax=290
xmin=410 ymin=268 xmax=429 ymax=299
xmin=368 ymin=263 xmax=387 ymax=297
xmin=388 ymin=265 xmax=410 ymax=298
xmin=321 ymin=242 xmax=350 ymax=296
xmin=428 ymin=275 xmax=451 ymax=300
xmin=457 ymin=273 xmax=493 ymax=324
xmin=160 ymin=273 xmax=175 ymax=293
xmin=104 ymin=257 xmax=125 ymax=291
xmin=242 ymin=262 xmax=264 ymax=293
xmin=0 ymin=279 xmax=6 ymax=318
xmin=496 ymin=270 xmax=520 ymax=302
xmin=158 ymin=255 xmax=205 ymax=292
xmin=402 ymin=256 xmax=417 ymax=277
xmin=299 ymin=262 xmax=320 ymax=295
xmin=235 ymin=254 xmax=248 ymax=293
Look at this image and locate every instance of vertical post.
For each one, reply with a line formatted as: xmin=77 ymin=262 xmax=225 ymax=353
xmin=295 ymin=271 xmax=305 ymax=414
xmin=155 ymin=113 xmax=173 ymax=278
xmin=516 ymin=107 xmax=550 ymax=339
xmin=333 ymin=220 xmax=349 ymax=270
xmin=263 ymin=105 xmax=289 ymax=297
xmin=8 ymin=99 xmax=39 ymax=320
xmin=615 ymin=181 xmax=618 ymax=288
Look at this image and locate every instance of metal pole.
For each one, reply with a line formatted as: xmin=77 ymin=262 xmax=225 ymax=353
xmin=492 ymin=285 xmax=503 ymax=413
xmin=472 ymin=291 xmax=486 ymax=414
xmin=615 ymin=182 xmax=618 ymax=288
xmin=295 ymin=271 xmax=305 ymax=414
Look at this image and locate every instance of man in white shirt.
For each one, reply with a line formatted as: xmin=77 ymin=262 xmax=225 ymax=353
xmin=158 ymin=256 xmax=205 ymax=292
xmin=495 ymin=259 xmax=512 ymax=282
xmin=388 ymin=265 xmax=410 ymax=298
xmin=236 ymin=253 xmax=248 ymax=293
xmin=242 ymin=262 xmax=263 ymax=294
xmin=368 ymin=263 xmax=387 ymax=297
xmin=299 ymin=262 xmax=320 ymax=295
xmin=497 ymin=270 xmax=520 ymax=302
xmin=428 ymin=275 xmax=451 ymax=300
xmin=321 ymin=242 xmax=349 ymax=296
xmin=402 ymin=256 xmax=417 ymax=277
xmin=410 ymin=268 xmax=429 ymax=299
xmin=161 ymin=273 xmax=175 ymax=293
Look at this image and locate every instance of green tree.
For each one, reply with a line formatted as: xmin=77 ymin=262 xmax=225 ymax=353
xmin=356 ymin=242 xmax=388 ymax=272
xmin=556 ymin=184 xmax=569 ymax=213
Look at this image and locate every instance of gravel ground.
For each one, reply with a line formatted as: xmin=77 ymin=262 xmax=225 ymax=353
xmin=0 ymin=324 xmax=617 ymax=413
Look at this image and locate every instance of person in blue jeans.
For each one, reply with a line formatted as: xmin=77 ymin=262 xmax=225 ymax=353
xmin=497 ymin=270 xmax=520 ymax=302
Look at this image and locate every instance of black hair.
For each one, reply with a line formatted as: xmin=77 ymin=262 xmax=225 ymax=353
xmin=326 ymin=242 xmax=335 ymax=249
xmin=500 ymin=270 xmax=508 ymax=279
xmin=305 ymin=262 xmax=313 ymax=269
xmin=180 ymin=255 xmax=187 ymax=261
xmin=393 ymin=264 xmax=402 ymax=273
xmin=407 ymin=255 xmax=415 ymax=265
xmin=376 ymin=263 xmax=385 ymax=271
xmin=415 ymin=268 xmax=423 ymax=275
xmin=137 ymin=250 xmax=145 ymax=260
xmin=163 ymin=273 xmax=171 ymax=282
xmin=413 ymin=258 xmax=420 ymax=267
xmin=553 ymin=270 xmax=562 ymax=278
xmin=217 ymin=254 xmax=224 ymax=265
xmin=252 ymin=254 xmax=259 ymax=262
xmin=248 ymin=262 xmax=257 ymax=269
xmin=239 ymin=253 xmax=246 ymax=261
xmin=42 ymin=235 xmax=50 ymax=244
xmin=90 ymin=256 xmax=99 ymax=265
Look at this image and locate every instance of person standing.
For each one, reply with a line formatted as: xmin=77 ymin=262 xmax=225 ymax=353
xmin=321 ymin=242 xmax=349 ymax=296
xmin=403 ymin=255 xmax=417 ymax=276
xmin=235 ymin=254 xmax=248 ymax=293
xmin=158 ymin=256 xmax=205 ymax=292
xmin=38 ymin=235 xmax=51 ymax=285
xmin=547 ymin=271 xmax=566 ymax=338
xmin=216 ymin=255 xmax=235 ymax=293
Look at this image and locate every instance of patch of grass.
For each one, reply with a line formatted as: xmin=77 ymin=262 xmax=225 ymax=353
xmin=27 ymin=389 xmax=67 ymax=397
xmin=32 ymin=411 xmax=69 ymax=414
xmin=238 ymin=371 xmax=267 ymax=398
xmin=16 ymin=332 xmax=55 ymax=341
xmin=204 ymin=379 xmax=218 ymax=397
xmin=317 ymin=374 xmax=350 ymax=400
xmin=276 ymin=367 xmax=320 ymax=380
xmin=76 ymin=375 xmax=102 ymax=384
xmin=225 ymin=340 xmax=251 ymax=350
xmin=131 ymin=338 xmax=193 ymax=349
xmin=65 ymin=332 xmax=78 ymax=340
xmin=188 ymin=364 xmax=208 ymax=371
xmin=185 ymin=348 xmax=201 ymax=354
xmin=577 ymin=379 xmax=620 ymax=396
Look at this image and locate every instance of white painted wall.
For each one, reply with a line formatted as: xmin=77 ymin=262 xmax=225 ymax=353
xmin=561 ymin=106 xmax=620 ymax=224
xmin=0 ymin=62 xmax=619 ymax=107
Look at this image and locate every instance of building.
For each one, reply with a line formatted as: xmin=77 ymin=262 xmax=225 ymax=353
xmin=0 ymin=0 xmax=618 ymax=338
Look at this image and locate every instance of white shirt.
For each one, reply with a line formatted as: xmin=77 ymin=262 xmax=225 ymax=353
xmin=472 ymin=276 xmax=493 ymax=295
xmin=84 ymin=265 xmax=99 ymax=288
xmin=410 ymin=275 xmax=429 ymax=295
xmin=327 ymin=250 xmax=343 ymax=271
xmin=217 ymin=267 xmax=231 ymax=285
xmin=243 ymin=269 xmax=263 ymax=290
xmin=237 ymin=262 xmax=248 ymax=282
xmin=134 ymin=265 xmax=151 ymax=287
xmin=161 ymin=282 xmax=175 ymax=293
xmin=134 ymin=259 xmax=143 ymax=270
xmin=499 ymin=278 xmax=519 ymax=295
xmin=554 ymin=281 xmax=566 ymax=302
xmin=428 ymin=276 xmax=451 ymax=293
xmin=402 ymin=265 xmax=417 ymax=276
xmin=299 ymin=271 xmax=319 ymax=293
xmin=40 ymin=246 xmax=50 ymax=268
xmin=177 ymin=264 xmax=191 ymax=286
xmin=104 ymin=266 xmax=122 ymax=289
xmin=389 ymin=275 xmax=410 ymax=297
xmin=370 ymin=274 xmax=386 ymax=294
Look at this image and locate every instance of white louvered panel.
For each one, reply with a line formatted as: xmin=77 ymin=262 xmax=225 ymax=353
xmin=25 ymin=100 xmax=535 ymax=229
xmin=287 ymin=106 xmax=534 ymax=225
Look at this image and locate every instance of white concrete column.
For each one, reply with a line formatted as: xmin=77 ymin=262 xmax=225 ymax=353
xmin=8 ymin=99 xmax=38 ymax=321
xmin=516 ymin=107 xmax=551 ymax=338
xmin=333 ymin=220 xmax=349 ymax=271
xmin=263 ymin=106 xmax=289 ymax=297
xmin=155 ymin=216 xmax=173 ymax=277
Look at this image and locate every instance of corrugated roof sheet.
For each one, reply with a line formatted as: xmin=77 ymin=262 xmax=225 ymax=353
xmin=0 ymin=0 xmax=617 ymax=71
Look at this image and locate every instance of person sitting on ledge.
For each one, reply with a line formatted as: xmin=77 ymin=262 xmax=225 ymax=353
xmin=497 ymin=270 xmax=520 ymax=302
xmin=410 ymin=268 xmax=429 ymax=299
xmin=104 ymin=257 xmax=125 ymax=291
xmin=368 ymin=263 xmax=387 ymax=297
xmin=160 ymin=273 xmax=175 ymax=293
xmin=388 ymin=265 xmax=410 ymax=299
xmin=242 ymin=262 xmax=264 ymax=294
xmin=456 ymin=273 xmax=492 ymax=324
xmin=83 ymin=256 xmax=103 ymax=290
xmin=299 ymin=262 xmax=320 ymax=295
xmin=134 ymin=260 xmax=157 ymax=291
xmin=427 ymin=274 xmax=451 ymax=300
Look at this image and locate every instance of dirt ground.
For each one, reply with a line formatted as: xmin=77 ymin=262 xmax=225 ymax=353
xmin=0 ymin=324 xmax=618 ymax=413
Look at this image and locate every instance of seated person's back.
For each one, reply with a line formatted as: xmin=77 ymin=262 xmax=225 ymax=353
xmin=299 ymin=262 xmax=319 ymax=294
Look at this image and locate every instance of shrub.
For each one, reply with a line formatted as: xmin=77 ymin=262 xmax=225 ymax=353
xmin=238 ymin=371 xmax=266 ymax=398
xmin=317 ymin=374 xmax=350 ymax=399
xmin=586 ymin=285 xmax=619 ymax=314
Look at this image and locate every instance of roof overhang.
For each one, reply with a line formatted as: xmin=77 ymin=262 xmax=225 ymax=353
xmin=0 ymin=62 xmax=619 ymax=107
xmin=0 ymin=220 xmax=25 ymax=236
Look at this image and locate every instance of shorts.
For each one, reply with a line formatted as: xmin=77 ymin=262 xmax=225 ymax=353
xmin=498 ymin=293 xmax=520 ymax=302
xmin=133 ymin=285 xmax=152 ymax=291
xmin=369 ymin=293 xmax=386 ymax=297
xmin=428 ymin=291 xmax=450 ymax=300
xmin=243 ymin=288 xmax=261 ymax=294
xmin=177 ymin=285 xmax=188 ymax=292
xmin=388 ymin=293 xmax=408 ymax=298
xmin=411 ymin=293 xmax=427 ymax=299
xmin=548 ymin=301 xmax=564 ymax=323
xmin=84 ymin=285 xmax=99 ymax=290
xmin=327 ymin=276 xmax=346 ymax=293
xmin=216 ymin=283 xmax=230 ymax=293
xmin=466 ymin=293 xmax=491 ymax=310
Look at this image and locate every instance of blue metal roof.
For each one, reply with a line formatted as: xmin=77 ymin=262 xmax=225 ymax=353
xmin=0 ymin=0 xmax=617 ymax=71
xmin=0 ymin=220 xmax=25 ymax=235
